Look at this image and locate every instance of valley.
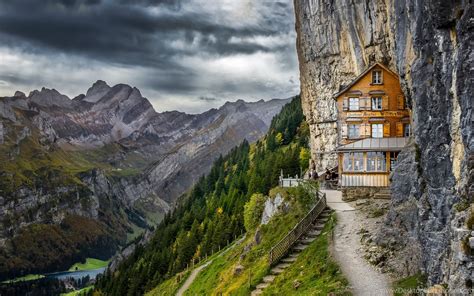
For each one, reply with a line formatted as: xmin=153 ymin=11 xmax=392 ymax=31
xmin=0 ymin=82 xmax=289 ymax=281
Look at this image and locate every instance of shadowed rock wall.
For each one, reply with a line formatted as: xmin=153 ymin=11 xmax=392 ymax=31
xmin=294 ymin=0 xmax=473 ymax=291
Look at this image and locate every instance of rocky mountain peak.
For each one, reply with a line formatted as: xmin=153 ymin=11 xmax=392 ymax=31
xmin=84 ymin=80 xmax=112 ymax=103
xmin=14 ymin=91 xmax=26 ymax=98
xmin=28 ymin=87 xmax=72 ymax=108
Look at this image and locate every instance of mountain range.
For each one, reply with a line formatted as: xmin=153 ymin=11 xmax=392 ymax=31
xmin=0 ymin=81 xmax=290 ymax=279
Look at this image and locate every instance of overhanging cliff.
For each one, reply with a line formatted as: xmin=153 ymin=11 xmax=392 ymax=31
xmin=294 ymin=0 xmax=473 ymax=291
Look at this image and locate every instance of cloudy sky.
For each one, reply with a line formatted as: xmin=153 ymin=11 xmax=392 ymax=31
xmin=0 ymin=0 xmax=299 ymax=113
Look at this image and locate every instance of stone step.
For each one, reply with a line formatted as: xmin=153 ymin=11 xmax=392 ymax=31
xmin=270 ymin=267 xmax=285 ymax=275
xmin=316 ymin=218 xmax=329 ymax=224
xmin=318 ymin=217 xmax=329 ymax=223
xmin=312 ymin=223 xmax=325 ymax=230
xmin=251 ymin=289 xmax=263 ymax=296
xmin=275 ymin=262 xmax=291 ymax=269
xmin=306 ymin=230 xmax=321 ymax=238
xmin=256 ymin=283 xmax=270 ymax=290
xmin=263 ymin=275 xmax=276 ymax=283
xmin=281 ymin=256 xmax=298 ymax=263
xmin=298 ymin=241 xmax=311 ymax=247
xmin=300 ymin=237 xmax=316 ymax=244
xmin=293 ymin=244 xmax=308 ymax=252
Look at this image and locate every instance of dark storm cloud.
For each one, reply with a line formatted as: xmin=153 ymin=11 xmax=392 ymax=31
xmin=0 ymin=0 xmax=299 ymax=112
xmin=0 ymin=0 xmax=281 ymax=66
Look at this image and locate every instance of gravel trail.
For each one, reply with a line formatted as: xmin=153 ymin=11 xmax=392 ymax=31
xmin=323 ymin=190 xmax=392 ymax=296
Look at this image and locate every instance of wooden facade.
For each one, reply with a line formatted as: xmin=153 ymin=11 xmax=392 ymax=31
xmin=334 ymin=63 xmax=411 ymax=188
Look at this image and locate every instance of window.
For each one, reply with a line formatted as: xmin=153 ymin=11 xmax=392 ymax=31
xmin=343 ymin=153 xmax=364 ymax=172
xmin=371 ymin=97 xmax=383 ymax=110
xmin=349 ymin=98 xmax=359 ymax=111
xmin=403 ymin=124 xmax=411 ymax=137
xmin=372 ymin=70 xmax=382 ymax=84
xmin=371 ymin=124 xmax=383 ymax=138
xmin=348 ymin=124 xmax=360 ymax=139
xmin=367 ymin=152 xmax=387 ymax=172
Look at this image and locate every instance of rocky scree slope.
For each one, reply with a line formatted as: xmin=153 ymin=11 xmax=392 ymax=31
xmin=294 ymin=0 xmax=473 ymax=292
xmin=0 ymin=81 xmax=289 ymax=279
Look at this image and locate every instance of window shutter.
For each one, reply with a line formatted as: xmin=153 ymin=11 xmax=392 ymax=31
xmin=341 ymin=123 xmax=348 ymax=139
xmin=397 ymin=95 xmax=405 ymax=110
xmin=359 ymin=97 xmax=366 ymax=110
xmin=363 ymin=97 xmax=371 ymax=110
xmin=382 ymin=95 xmax=389 ymax=110
xmin=343 ymin=97 xmax=349 ymax=111
xmin=361 ymin=123 xmax=370 ymax=137
xmin=383 ymin=122 xmax=391 ymax=137
xmin=396 ymin=122 xmax=404 ymax=137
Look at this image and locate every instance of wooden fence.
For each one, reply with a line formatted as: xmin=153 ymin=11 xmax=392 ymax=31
xmin=268 ymin=191 xmax=327 ymax=266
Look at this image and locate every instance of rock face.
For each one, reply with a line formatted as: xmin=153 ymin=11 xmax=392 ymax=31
xmin=294 ymin=0 xmax=473 ymax=291
xmin=0 ymin=82 xmax=290 ymax=279
xmin=294 ymin=0 xmax=394 ymax=171
xmin=261 ymin=193 xmax=286 ymax=225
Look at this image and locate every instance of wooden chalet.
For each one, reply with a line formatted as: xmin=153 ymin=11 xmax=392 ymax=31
xmin=334 ymin=63 xmax=411 ymax=187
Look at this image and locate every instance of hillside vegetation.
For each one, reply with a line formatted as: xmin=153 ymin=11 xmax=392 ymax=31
xmin=95 ymin=96 xmax=310 ymax=295
xmin=144 ymin=186 xmax=347 ymax=295
xmin=0 ymin=118 xmax=142 ymax=280
xmin=177 ymin=189 xmax=347 ymax=295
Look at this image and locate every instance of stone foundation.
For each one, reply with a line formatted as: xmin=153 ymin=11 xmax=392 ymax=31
xmin=342 ymin=187 xmax=388 ymax=201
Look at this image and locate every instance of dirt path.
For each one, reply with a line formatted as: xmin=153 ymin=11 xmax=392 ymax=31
xmin=176 ymin=235 xmax=247 ymax=296
xmin=323 ymin=190 xmax=392 ymax=296
xmin=176 ymin=261 xmax=212 ymax=296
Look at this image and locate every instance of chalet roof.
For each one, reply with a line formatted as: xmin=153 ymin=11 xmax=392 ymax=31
xmin=337 ymin=137 xmax=408 ymax=152
xmin=334 ymin=63 xmax=399 ymax=99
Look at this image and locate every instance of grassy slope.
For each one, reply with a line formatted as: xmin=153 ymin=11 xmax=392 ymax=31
xmin=178 ymin=187 xmax=347 ymax=295
xmin=263 ymin=214 xmax=349 ymax=295
xmin=61 ymin=286 xmax=94 ymax=296
xmin=146 ymin=270 xmax=191 ymax=296
xmin=68 ymin=258 xmax=109 ymax=272
xmin=146 ymin=236 xmax=246 ymax=296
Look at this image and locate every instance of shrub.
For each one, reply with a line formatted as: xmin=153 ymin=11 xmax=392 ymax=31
xmin=299 ymin=147 xmax=310 ymax=171
xmin=244 ymin=193 xmax=266 ymax=232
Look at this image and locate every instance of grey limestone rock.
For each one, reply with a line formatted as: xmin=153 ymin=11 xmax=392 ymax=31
xmin=294 ymin=0 xmax=473 ymax=290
